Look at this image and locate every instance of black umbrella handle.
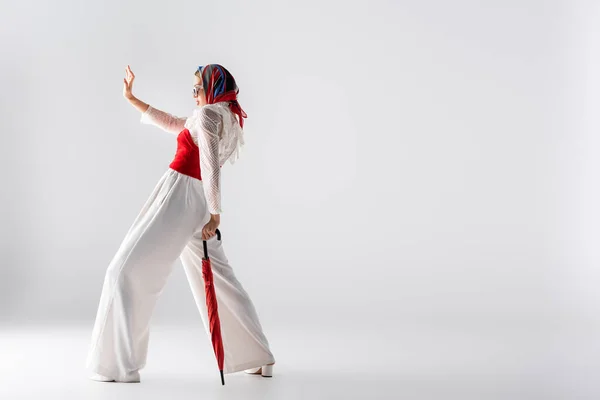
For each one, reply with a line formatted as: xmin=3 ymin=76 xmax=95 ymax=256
xmin=203 ymin=229 xmax=222 ymax=259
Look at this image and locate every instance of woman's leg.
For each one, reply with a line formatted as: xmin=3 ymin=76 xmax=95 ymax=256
xmin=85 ymin=170 xmax=204 ymax=381
xmin=180 ymin=232 xmax=276 ymax=374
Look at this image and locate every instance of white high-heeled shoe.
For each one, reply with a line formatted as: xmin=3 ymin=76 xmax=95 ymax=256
xmin=89 ymin=371 xmax=141 ymax=383
xmin=244 ymin=363 xmax=274 ymax=377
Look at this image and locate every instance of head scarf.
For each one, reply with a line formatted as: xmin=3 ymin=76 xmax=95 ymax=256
xmin=197 ymin=64 xmax=247 ymax=129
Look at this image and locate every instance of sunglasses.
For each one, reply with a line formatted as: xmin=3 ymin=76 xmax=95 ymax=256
xmin=192 ymin=84 xmax=204 ymax=97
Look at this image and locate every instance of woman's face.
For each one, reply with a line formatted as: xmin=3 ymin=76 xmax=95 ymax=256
xmin=193 ymin=75 xmax=207 ymax=107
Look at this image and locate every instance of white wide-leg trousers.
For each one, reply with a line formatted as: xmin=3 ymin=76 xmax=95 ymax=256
xmin=85 ymin=168 xmax=275 ymax=380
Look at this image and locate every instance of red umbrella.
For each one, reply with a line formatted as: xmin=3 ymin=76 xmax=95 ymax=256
xmin=202 ymin=229 xmax=225 ymax=385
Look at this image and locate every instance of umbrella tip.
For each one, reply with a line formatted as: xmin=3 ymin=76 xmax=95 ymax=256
xmin=220 ymin=370 xmax=225 ymax=385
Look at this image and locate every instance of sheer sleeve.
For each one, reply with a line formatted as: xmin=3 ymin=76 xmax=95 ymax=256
xmin=197 ymin=107 xmax=223 ymax=214
xmin=140 ymin=105 xmax=187 ymax=135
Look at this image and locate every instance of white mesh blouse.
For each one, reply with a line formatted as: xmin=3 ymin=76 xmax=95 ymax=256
xmin=140 ymin=102 xmax=245 ymax=215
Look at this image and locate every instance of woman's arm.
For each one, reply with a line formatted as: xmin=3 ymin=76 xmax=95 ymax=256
xmin=123 ymin=65 xmax=186 ymax=135
xmin=198 ymin=106 xmax=223 ymax=240
xmin=139 ymin=105 xmax=187 ymax=135
xmin=126 ymin=95 xmax=149 ymax=114
xmin=198 ymin=107 xmax=223 ymax=215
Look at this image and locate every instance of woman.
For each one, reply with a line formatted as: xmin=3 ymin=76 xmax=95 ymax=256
xmin=86 ymin=64 xmax=275 ymax=383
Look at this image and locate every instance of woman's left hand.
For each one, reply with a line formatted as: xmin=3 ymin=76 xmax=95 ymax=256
xmin=202 ymin=214 xmax=220 ymax=240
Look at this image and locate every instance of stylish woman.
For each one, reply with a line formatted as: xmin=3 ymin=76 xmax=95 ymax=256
xmin=86 ymin=64 xmax=275 ymax=383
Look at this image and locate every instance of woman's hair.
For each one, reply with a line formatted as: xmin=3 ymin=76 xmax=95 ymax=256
xmin=195 ymin=64 xmax=247 ymax=128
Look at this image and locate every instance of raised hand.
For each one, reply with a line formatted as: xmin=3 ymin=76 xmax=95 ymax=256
xmin=123 ymin=65 xmax=135 ymax=100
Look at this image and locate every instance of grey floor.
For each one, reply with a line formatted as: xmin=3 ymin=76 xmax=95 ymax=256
xmin=1 ymin=322 xmax=599 ymax=400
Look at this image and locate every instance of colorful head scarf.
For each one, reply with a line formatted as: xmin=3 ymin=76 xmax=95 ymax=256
xmin=197 ymin=64 xmax=248 ymax=129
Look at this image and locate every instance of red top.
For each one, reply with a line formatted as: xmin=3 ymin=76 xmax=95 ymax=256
xmin=169 ymin=129 xmax=202 ymax=180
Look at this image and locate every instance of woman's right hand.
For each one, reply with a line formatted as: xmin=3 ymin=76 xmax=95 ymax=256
xmin=123 ymin=65 xmax=135 ymax=100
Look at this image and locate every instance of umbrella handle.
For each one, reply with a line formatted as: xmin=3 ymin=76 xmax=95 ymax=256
xmin=202 ymin=229 xmax=222 ymax=260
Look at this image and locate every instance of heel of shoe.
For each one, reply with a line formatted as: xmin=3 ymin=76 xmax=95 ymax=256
xmin=261 ymin=364 xmax=274 ymax=377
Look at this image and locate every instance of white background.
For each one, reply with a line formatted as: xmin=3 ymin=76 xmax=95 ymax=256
xmin=1 ymin=0 xmax=599 ymax=398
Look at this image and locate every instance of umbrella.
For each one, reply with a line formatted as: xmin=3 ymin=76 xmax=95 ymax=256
xmin=202 ymin=228 xmax=225 ymax=385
